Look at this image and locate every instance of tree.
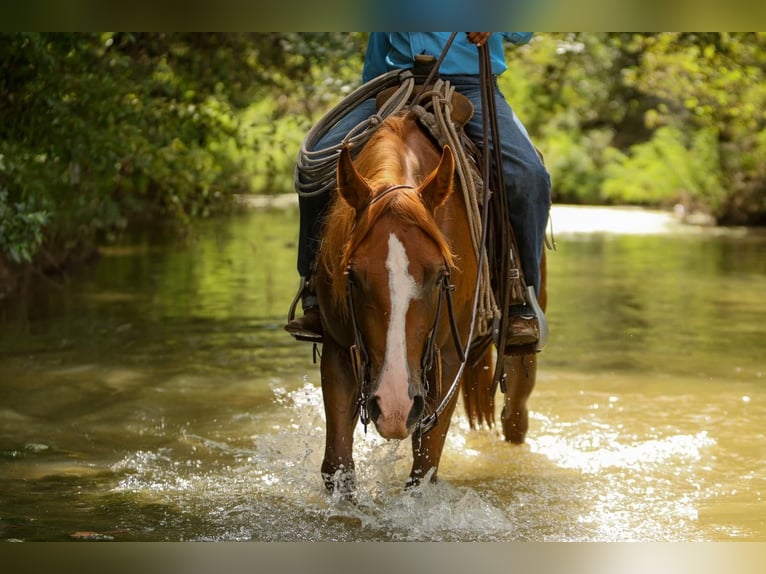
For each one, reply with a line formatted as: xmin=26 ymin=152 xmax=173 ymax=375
xmin=0 ymin=32 xmax=366 ymax=294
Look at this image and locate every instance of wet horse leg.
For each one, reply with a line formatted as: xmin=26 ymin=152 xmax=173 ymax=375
xmin=500 ymin=354 xmax=537 ymax=443
xmin=407 ymin=355 xmax=462 ymax=486
xmin=320 ymin=340 xmax=360 ymax=495
xmin=502 ymin=247 xmax=545 ymax=443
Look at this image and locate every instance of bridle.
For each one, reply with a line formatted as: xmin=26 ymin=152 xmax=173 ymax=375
xmin=345 ymin=184 xmax=466 ymax=434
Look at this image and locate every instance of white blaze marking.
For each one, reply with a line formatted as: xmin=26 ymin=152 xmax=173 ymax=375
xmin=381 ymin=233 xmax=419 ymax=384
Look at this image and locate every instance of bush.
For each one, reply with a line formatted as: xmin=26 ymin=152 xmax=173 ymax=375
xmin=0 ymin=190 xmax=49 ymax=263
xmin=601 ymin=126 xmax=725 ymax=211
xmin=543 ymin=127 xmax=614 ymax=204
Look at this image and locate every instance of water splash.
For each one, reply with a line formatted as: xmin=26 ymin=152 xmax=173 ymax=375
xmin=108 ymin=380 xmax=731 ymax=541
xmin=109 ymin=381 xmax=526 ymax=540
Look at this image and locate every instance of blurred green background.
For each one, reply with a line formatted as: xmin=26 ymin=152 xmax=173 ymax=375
xmin=2 ymin=33 xmax=765 ymax=295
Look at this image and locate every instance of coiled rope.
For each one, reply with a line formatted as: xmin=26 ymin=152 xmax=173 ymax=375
xmin=411 ymin=80 xmax=500 ymax=337
xmin=295 ymin=69 xmax=416 ymax=198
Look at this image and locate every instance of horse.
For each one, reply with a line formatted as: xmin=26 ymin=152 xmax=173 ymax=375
xmin=313 ymin=109 xmax=547 ymax=494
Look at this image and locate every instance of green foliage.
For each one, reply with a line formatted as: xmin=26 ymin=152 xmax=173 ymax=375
xmin=502 ymin=32 xmax=765 ymax=223
xmin=0 ymin=32 xmax=366 ymax=275
xmin=622 ymin=32 xmax=766 ymax=222
xmin=542 ymin=127 xmax=614 ymax=204
xmin=0 ymin=190 xmax=49 ymax=263
xmin=601 ymin=126 xmax=725 ymax=209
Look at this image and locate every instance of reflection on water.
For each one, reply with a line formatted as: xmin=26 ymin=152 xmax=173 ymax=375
xmin=0 ymin=205 xmax=764 ymax=541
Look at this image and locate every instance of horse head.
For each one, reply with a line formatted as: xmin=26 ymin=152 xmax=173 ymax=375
xmin=334 ymin=142 xmax=456 ymax=439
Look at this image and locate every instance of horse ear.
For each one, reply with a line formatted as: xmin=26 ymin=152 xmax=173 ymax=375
xmin=337 ymin=146 xmax=372 ymax=211
xmin=420 ymin=145 xmax=455 ymax=211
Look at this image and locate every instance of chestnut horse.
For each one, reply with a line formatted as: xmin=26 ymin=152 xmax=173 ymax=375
xmin=313 ymin=110 xmax=546 ymax=493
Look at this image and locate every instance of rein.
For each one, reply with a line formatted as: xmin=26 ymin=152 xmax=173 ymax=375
xmin=348 ymin=265 xmax=463 ymax=433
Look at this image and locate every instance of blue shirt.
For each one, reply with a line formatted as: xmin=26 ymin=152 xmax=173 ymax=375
xmin=362 ymin=32 xmax=533 ymax=83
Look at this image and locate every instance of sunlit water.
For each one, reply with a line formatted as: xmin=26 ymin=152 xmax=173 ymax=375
xmin=0 ymin=204 xmax=764 ymax=541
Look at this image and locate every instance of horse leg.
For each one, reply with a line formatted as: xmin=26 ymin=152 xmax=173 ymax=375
xmin=320 ymin=340 xmax=360 ymax=495
xmin=500 ymin=353 xmax=537 ymax=443
xmin=502 ymin=246 xmax=545 ymax=442
xmin=407 ymin=357 xmax=462 ymax=487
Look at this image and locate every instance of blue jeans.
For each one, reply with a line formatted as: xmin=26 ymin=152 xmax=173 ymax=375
xmin=297 ymin=76 xmax=551 ymax=295
xmin=296 ymin=98 xmax=378 ymax=282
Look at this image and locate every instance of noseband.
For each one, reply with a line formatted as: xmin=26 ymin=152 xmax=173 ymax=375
xmin=344 ymin=185 xmax=466 ymax=434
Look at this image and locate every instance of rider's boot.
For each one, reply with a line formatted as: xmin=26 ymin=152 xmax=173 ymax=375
xmin=504 ymin=286 xmax=547 ymax=354
xmin=505 ymin=307 xmax=539 ymax=346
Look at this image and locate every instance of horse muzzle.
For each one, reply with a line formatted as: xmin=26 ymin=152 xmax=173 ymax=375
xmin=367 ymin=376 xmax=425 ymax=440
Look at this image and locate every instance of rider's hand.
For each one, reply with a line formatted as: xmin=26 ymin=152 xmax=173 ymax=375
xmin=466 ymin=33 xmax=491 ymax=46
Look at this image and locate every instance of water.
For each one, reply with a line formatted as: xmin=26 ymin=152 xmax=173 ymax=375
xmin=0 ymin=204 xmax=764 ymax=541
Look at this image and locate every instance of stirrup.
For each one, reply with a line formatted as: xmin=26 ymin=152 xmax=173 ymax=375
xmin=285 ymin=315 xmax=324 ymax=343
xmin=286 ymin=276 xmax=307 ymax=323
xmin=285 ymin=277 xmax=324 ymax=343
xmin=526 ymin=285 xmax=548 ymax=352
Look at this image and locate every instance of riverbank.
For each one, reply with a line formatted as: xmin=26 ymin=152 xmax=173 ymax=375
xmin=551 ymin=204 xmax=701 ymax=235
xmin=0 ymin=196 xmax=746 ymax=303
xmin=239 ymin=193 xmax=717 ymax=236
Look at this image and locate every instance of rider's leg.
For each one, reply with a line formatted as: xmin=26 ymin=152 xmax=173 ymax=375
xmin=287 ymin=98 xmax=379 ymax=341
xmin=448 ymin=75 xmax=551 ymax=347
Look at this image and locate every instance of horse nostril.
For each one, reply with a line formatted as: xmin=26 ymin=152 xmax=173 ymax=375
xmin=366 ymin=396 xmax=382 ymax=424
xmin=407 ymin=395 xmax=426 ymax=429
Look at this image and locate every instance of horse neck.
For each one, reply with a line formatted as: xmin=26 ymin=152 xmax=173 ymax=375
xmin=440 ymin=179 xmax=473 ymax=259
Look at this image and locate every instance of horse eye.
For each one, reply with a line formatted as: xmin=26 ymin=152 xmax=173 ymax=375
xmin=433 ymin=266 xmax=448 ymax=286
xmin=345 ymin=266 xmax=359 ymax=286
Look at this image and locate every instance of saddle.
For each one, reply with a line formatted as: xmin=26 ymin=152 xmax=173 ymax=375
xmin=375 ymin=84 xmax=474 ymax=129
xmin=374 ymin=55 xmax=475 ymax=129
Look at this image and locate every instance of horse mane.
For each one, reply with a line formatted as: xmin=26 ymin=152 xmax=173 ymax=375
xmin=353 ymin=116 xmax=410 ymax=184
xmin=318 ymin=115 xmax=456 ymax=313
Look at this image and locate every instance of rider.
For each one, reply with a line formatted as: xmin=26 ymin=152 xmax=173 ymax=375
xmin=285 ymin=32 xmax=551 ymax=350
